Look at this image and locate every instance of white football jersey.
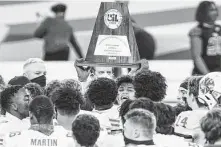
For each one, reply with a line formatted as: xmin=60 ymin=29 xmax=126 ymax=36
xmin=98 ymin=131 xmax=125 ymax=147
xmin=174 ymin=110 xmax=208 ymax=137
xmin=0 ymin=113 xmax=29 ymax=135
xmin=92 ymin=105 xmax=122 ymax=132
xmin=92 ymin=106 xmax=124 ymax=147
xmin=2 ymin=126 xmax=74 ymax=147
xmin=154 ymin=134 xmax=202 ymax=147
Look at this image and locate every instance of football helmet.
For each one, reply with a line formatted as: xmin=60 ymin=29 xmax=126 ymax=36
xmin=198 ymin=72 xmax=221 ymax=109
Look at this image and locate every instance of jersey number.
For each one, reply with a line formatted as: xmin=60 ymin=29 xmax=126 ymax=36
xmin=176 ymin=116 xmax=188 ymax=128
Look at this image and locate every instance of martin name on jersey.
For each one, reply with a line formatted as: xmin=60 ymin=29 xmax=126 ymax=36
xmin=1 ymin=126 xmax=74 ymax=147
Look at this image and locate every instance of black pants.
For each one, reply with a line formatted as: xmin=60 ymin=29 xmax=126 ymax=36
xmin=44 ymin=48 xmax=69 ymax=61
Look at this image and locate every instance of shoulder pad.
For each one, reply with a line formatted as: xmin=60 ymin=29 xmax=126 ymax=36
xmin=189 ymin=27 xmax=202 ymax=37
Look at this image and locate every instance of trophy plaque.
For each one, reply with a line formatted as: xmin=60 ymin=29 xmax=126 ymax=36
xmin=76 ymin=2 xmax=140 ymax=68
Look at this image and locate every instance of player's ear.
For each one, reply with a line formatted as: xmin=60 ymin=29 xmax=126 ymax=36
xmin=10 ymin=103 xmax=18 ymax=111
xmin=30 ymin=111 xmax=38 ymax=123
xmin=29 ymin=112 xmax=34 ymax=119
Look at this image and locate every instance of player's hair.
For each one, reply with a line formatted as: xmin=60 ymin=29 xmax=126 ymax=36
xmin=177 ymin=77 xmax=191 ymax=106
xmin=124 ymin=108 xmax=156 ymax=137
xmin=0 ymin=75 xmax=6 ymax=115
xmin=155 ymin=102 xmax=176 ymax=135
xmin=180 ymin=77 xmax=191 ymax=90
xmin=80 ymin=97 xmax=94 ymax=111
xmin=24 ymin=83 xmax=44 ymax=98
xmin=201 ymin=108 xmax=221 ymax=144
xmin=133 ymin=69 xmax=167 ymax=102
xmin=129 ymin=97 xmax=157 ymax=119
xmin=23 ymin=58 xmax=44 ymax=71
xmin=52 ymin=87 xmax=84 ymax=115
xmin=44 ymin=80 xmax=62 ymax=98
xmin=195 ymin=1 xmax=218 ymax=24
xmin=72 ymin=114 xmax=100 ymax=147
xmin=119 ymin=99 xmax=134 ymax=123
xmin=188 ymin=76 xmax=204 ymax=107
xmin=1 ymin=85 xmax=23 ymax=111
xmin=85 ymin=78 xmax=117 ymax=107
xmin=116 ymin=75 xmax=133 ymax=88
xmin=173 ymin=103 xmax=192 ymax=116
xmin=0 ymin=75 xmax=5 ymax=86
xmin=0 ymin=84 xmax=6 ymax=93
xmin=29 ymin=95 xmax=54 ymax=124
xmin=188 ymin=76 xmax=202 ymax=97
xmin=61 ymin=79 xmax=82 ymax=92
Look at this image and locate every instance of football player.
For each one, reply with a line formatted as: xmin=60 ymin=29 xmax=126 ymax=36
xmin=50 ymin=86 xmax=84 ymax=130
xmin=116 ymin=75 xmax=136 ymax=105
xmin=177 ymin=77 xmax=191 ymax=106
xmin=123 ymin=108 xmax=157 ymax=147
xmin=2 ymin=95 xmax=74 ymax=147
xmin=201 ymin=108 xmax=221 ymax=146
xmin=72 ymin=114 xmax=100 ymax=147
xmin=197 ymin=72 xmax=221 ymax=109
xmin=174 ymin=75 xmax=215 ymax=145
xmin=0 ymin=85 xmax=30 ymax=134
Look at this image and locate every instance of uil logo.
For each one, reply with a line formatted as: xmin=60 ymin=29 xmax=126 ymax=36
xmin=104 ymin=9 xmax=122 ymax=29
xmin=200 ymin=77 xmax=215 ymax=94
xmin=207 ymin=33 xmax=221 ymax=56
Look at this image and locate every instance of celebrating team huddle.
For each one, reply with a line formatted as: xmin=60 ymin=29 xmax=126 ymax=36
xmin=0 ymin=57 xmax=221 ymax=147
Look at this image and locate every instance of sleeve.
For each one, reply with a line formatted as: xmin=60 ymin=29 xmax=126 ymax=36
xmin=189 ymin=27 xmax=202 ymax=37
xmin=33 ymin=17 xmax=51 ymax=38
xmin=69 ymin=29 xmax=83 ymax=58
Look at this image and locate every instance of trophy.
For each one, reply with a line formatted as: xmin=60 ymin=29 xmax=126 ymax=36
xmin=76 ymin=2 xmax=140 ymax=67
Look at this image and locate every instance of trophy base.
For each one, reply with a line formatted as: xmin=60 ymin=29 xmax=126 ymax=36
xmin=76 ymin=60 xmax=140 ymax=68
